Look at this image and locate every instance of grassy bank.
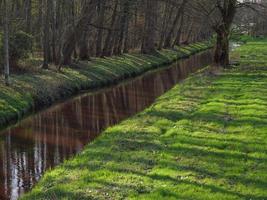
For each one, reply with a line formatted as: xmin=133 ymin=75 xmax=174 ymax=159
xmin=22 ymin=39 xmax=267 ymax=199
xmin=0 ymin=41 xmax=212 ymax=129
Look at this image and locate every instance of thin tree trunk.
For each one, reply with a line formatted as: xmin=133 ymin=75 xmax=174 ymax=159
xmin=51 ymin=0 xmax=57 ymax=63
xmin=173 ymin=10 xmax=185 ymax=47
xmin=102 ymin=0 xmax=118 ymax=57
xmin=123 ymin=18 xmax=129 ymax=53
xmin=164 ymin=0 xmax=187 ymax=48
xmin=185 ymin=21 xmax=193 ymax=43
xmin=4 ymin=0 xmax=10 ymax=85
xmin=42 ymin=0 xmax=51 ymax=69
xmin=78 ymin=30 xmax=90 ymax=60
xmin=37 ymin=0 xmax=43 ymax=49
xmin=141 ymin=0 xmax=158 ymax=54
xmin=25 ymin=0 xmax=32 ymax=33
xmin=96 ymin=0 xmax=106 ymax=57
xmin=71 ymin=0 xmax=78 ymax=60
xmin=158 ymin=0 xmax=170 ymax=50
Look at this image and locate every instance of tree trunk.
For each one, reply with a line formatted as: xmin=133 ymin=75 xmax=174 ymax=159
xmin=102 ymin=0 xmax=118 ymax=57
xmin=173 ymin=12 xmax=184 ymax=47
xmin=164 ymin=6 xmax=181 ymax=47
xmin=4 ymin=0 xmax=10 ymax=85
xmin=141 ymin=0 xmax=158 ymax=54
xmin=51 ymin=0 xmax=57 ymax=63
xmin=158 ymin=0 xmax=170 ymax=50
xmin=42 ymin=0 xmax=51 ymax=69
xmin=37 ymin=0 xmax=43 ymax=49
xmin=25 ymin=0 xmax=32 ymax=33
xmin=185 ymin=21 xmax=194 ymax=43
xmin=213 ymin=0 xmax=236 ymax=67
xmin=123 ymin=17 xmax=129 ymax=53
xmin=95 ymin=0 xmax=106 ymax=57
xmin=164 ymin=0 xmax=187 ymax=48
xmin=116 ymin=0 xmax=129 ymax=55
xmin=214 ymin=30 xmax=230 ymax=67
xmin=78 ymin=30 xmax=90 ymax=60
xmin=60 ymin=0 xmax=96 ymax=66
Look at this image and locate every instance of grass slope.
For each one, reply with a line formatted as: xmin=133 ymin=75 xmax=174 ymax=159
xmin=21 ymin=39 xmax=267 ymax=199
xmin=0 ymin=41 xmax=212 ymax=129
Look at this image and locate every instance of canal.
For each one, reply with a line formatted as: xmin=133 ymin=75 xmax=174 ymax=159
xmin=0 ymin=49 xmax=213 ymax=200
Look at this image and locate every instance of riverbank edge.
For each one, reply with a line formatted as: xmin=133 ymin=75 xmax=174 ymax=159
xmin=0 ymin=40 xmax=213 ymax=130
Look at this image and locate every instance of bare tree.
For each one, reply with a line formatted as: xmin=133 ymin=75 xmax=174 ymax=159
xmin=192 ymin=0 xmax=263 ymax=67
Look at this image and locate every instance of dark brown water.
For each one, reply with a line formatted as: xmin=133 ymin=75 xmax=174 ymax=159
xmin=0 ymin=50 xmax=213 ymax=200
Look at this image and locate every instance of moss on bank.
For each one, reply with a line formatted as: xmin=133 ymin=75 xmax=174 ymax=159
xmin=0 ymin=41 xmax=212 ymax=129
xmin=21 ymin=39 xmax=267 ymax=199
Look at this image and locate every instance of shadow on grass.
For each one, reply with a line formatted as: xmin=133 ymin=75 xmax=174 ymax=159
xmin=22 ymin=41 xmax=267 ymax=199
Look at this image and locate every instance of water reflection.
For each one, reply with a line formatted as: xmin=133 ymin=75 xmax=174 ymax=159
xmin=0 ymin=50 xmax=213 ymax=200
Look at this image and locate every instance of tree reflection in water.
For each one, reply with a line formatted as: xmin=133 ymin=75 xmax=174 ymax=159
xmin=0 ymin=50 xmax=212 ymax=200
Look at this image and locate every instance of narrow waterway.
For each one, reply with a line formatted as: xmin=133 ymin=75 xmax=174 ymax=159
xmin=0 ymin=50 xmax=213 ymax=200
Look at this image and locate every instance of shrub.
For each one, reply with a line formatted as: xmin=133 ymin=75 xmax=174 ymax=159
xmin=0 ymin=31 xmax=33 ymax=67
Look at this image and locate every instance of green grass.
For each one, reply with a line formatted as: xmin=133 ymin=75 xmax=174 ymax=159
xmin=0 ymin=41 xmax=212 ymax=129
xmin=21 ymin=39 xmax=267 ymax=199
